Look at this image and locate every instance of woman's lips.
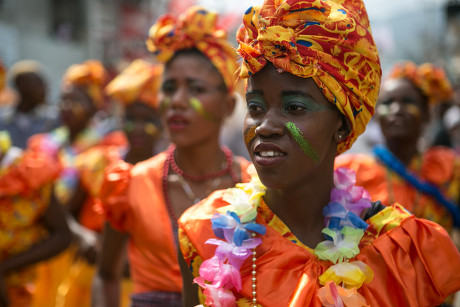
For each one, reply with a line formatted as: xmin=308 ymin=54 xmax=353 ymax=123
xmin=167 ymin=114 xmax=189 ymax=131
xmin=253 ymin=143 xmax=287 ymax=167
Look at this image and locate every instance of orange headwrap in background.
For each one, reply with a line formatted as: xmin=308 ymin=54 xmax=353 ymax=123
xmin=62 ymin=60 xmax=108 ymax=108
xmin=146 ymin=6 xmax=238 ymax=92
xmin=105 ymin=59 xmax=163 ymax=109
xmin=387 ymin=62 xmax=453 ymax=105
xmin=237 ymin=0 xmax=381 ymax=154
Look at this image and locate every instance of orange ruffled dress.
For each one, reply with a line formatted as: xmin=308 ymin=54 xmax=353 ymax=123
xmin=99 ymin=152 xmax=251 ymax=295
xmin=0 ymin=148 xmax=61 ymax=307
xmin=334 ymin=146 xmax=460 ymax=232
xmin=179 ymin=191 xmax=460 ymax=307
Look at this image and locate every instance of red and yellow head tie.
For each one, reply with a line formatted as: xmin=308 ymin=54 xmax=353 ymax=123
xmin=105 ymin=59 xmax=163 ymax=109
xmin=387 ymin=61 xmax=453 ymax=106
xmin=237 ymin=0 xmax=382 ymax=154
xmin=146 ymin=6 xmax=238 ymax=93
xmin=62 ymin=60 xmax=108 ymax=108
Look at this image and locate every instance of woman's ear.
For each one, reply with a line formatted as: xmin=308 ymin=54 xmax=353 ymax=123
xmin=223 ymin=92 xmax=237 ymax=118
xmin=334 ymin=116 xmax=351 ymax=143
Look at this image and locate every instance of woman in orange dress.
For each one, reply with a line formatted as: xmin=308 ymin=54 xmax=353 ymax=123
xmin=335 ymin=62 xmax=460 ymax=239
xmin=0 ymin=131 xmax=71 ymax=307
xmin=92 ymin=6 xmax=251 ymax=307
xmin=29 ymin=60 xmax=127 ymax=307
xmin=178 ymin=0 xmax=460 ymax=306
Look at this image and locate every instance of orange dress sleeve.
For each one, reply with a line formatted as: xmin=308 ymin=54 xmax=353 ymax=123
xmin=99 ymin=160 xmax=133 ymax=232
xmin=0 ymin=149 xmax=61 ymax=197
xmin=358 ymin=204 xmax=460 ymax=306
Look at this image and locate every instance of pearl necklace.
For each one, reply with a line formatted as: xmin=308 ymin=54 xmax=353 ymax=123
xmin=251 ymin=233 xmax=258 ymax=306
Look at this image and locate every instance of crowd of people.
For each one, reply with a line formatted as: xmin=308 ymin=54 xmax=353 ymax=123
xmin=0 ymin=0 xmax=460 ymax=307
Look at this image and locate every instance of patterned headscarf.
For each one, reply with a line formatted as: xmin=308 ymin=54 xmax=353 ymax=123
xmin=105 ymin=59 xmax=163 ymax=109
xmin=62 ymin=60 xmax=108 ymax=107
xmin=237 ymin=0 xmax=381 ymax=154
xmin=146 ymin=6 xmax=238 ymax=92
xmin=387 ymin=62 xmax=453 ymax=105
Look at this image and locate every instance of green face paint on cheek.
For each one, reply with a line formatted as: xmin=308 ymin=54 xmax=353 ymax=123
xmin=189 ymin=97 xmax=215 ymax=122
xmin=124 ymin=121 xmax=134 ymax=132
xmin=160 ymin=97 xmax=171 ymax=111
xmin=244 ymin=125 xmax=257 ymax=145
xmin=285 ymin=122 xmax=319 ymax=163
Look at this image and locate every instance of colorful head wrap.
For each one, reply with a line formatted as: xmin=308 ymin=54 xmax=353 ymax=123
xmin=387 ymin=62 xmax=453 ymax=106
xmin=105 ymin=59 xmax=163 ymax=109
xmin=62 ymin=60 xmax=108 ymax=107
xmin=146 ymin=6 xmax=238 ymax=92
xmin=237 ymin=0 xmax=381 ymax=154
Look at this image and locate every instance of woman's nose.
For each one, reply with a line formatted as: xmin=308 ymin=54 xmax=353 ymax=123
xmin=169 ymin=86 xmax=189 ymax=109
xmin=255 ymin=109 xmax=285 ymax=137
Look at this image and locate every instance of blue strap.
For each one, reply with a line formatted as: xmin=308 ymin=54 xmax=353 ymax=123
xmin=373 ymin=145 xmax=460 ymax=227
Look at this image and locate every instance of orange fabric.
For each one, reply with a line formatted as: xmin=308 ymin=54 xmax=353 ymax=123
xmin=388 ymin=62 xmax=453 ymax=105
xmin=62 ymin=60 xmax=108 ymax=107
xmin=335 ymin=147 xmax=460 ymax=231
xmin=236 ymin=0 xmax=382 ymax=154
xmin=0 ymin=58 xmax=5 ymax=92
xmin=105 ymin=59 xmax=163 ymax=108
xmin=179 ymin=194 xmax=460 ymax=306
xmin=100 ymin=152 xmax=251 ymax=293
xmin=146 ymin=6 xmax=238 ymax=92
xmin=0 ymin=148 xmax=61 ymax=306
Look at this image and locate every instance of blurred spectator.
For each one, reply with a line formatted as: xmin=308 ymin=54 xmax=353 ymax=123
xmin=0 ymin=60 xmax=58 ymax=149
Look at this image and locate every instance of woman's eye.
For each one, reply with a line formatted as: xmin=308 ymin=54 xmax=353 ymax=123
xmin=285 ymin=103 xmax=307 ymax=113
xmin=189 ymin=85 xmax=207 ymax=96
xmin=247 ymin=102 xmax=264 ymax=114
xmin=161 ymin=84 xmax=175 ymax=95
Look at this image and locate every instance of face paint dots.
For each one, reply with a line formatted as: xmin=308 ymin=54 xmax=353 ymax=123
xmin=285 ymin=122 xmax=319 ymax=163
xmin=144 ymin=122 xmax=160 ymax=136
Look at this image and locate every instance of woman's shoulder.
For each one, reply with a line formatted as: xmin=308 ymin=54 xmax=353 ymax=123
xmin=421 ymin=145 xmax=460 ymax=185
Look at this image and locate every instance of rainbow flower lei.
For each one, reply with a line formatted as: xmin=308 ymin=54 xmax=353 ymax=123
xmin=195 ymin=167 xmax=374 ymax=306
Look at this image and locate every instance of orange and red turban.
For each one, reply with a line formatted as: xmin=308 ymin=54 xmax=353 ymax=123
xmin=146 ymin=6 xmax=238 ymax=92
xmin=237 ymin=0 xmax=381 ymax=154
xmin=62 ymin=60 xmax=108 ymax=107
xmin=105 ymin=59 xmax=163 ymax=109
xmin=387 ymin=61 xmax=453 ymax=105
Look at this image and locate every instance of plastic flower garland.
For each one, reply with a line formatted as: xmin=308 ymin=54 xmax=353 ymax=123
xmin=195 ymin=167 xmax=374 ymax=306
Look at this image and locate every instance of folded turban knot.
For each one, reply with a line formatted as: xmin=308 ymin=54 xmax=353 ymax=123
xmin=237 ymin=0 xmax=381 ymax=154
xmin=146 ymin=6 xmax=238 ymax=92
xmin=105 ymin=59 xmax=163 ymax=109
xmin=62 ymin=60 xmax=108 ymax=108
xmin=387 ymin=61 xmax=453 ymax=106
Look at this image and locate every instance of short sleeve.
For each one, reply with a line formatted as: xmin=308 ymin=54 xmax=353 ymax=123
xmin=99 ymin=160 xmax=133 ymax=232
xmin=0 ymin=149 xmax=61 ymax=197
xmin=421 ymin=146 xmax=456 ymax=185
xmin=359 ymin=208 xmax=460 ymax=306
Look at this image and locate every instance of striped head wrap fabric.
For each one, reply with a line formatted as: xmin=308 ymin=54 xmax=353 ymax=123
xmin=146 ymin=6 xmax=238 ymax=92
xmin=237 ymin=0 xmax=381 ymax=154
xmin=387 ymin=62 xmax=453 ymax=106
xmin=105 ymin=59 xmax=163 ymax=109
xmin=62 ymin=60 xmax=108 ymax=108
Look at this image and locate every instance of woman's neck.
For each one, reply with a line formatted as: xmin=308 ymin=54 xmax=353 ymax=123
xmin=174 ymin=139 xmax=226 ymax=176
xmin=125 ymin=148 xmax=153 ymax=165
xmin=385 ymin=138 xmax=419 ymax=166
xmin=264 ymin=168 xmax=335 ymax=247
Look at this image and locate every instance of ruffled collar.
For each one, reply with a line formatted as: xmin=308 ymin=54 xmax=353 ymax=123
xmin=195 ymin=166 xmax=375 ymax=306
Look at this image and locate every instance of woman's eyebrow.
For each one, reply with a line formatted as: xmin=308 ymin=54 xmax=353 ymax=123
xmin=246 ymin=90 xmax=263 ymax=96
xmin=282 ymin=90 xmax=314 ymax=99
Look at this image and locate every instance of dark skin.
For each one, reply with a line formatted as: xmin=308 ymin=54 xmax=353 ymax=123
xmin=376 ymin=77 xmax=429 ymax=166
xmin=0 ymin=189 xmax=72 ymax=307
xmin=92 ymin=101 xmax=163 ymax=307
xmin=180 ymin=62 xmax=350 ymax=305
xmin=93 ymin=51 xmax=239 ymax=307
xmin=14 ymin=72 xmax=46 ymax=113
